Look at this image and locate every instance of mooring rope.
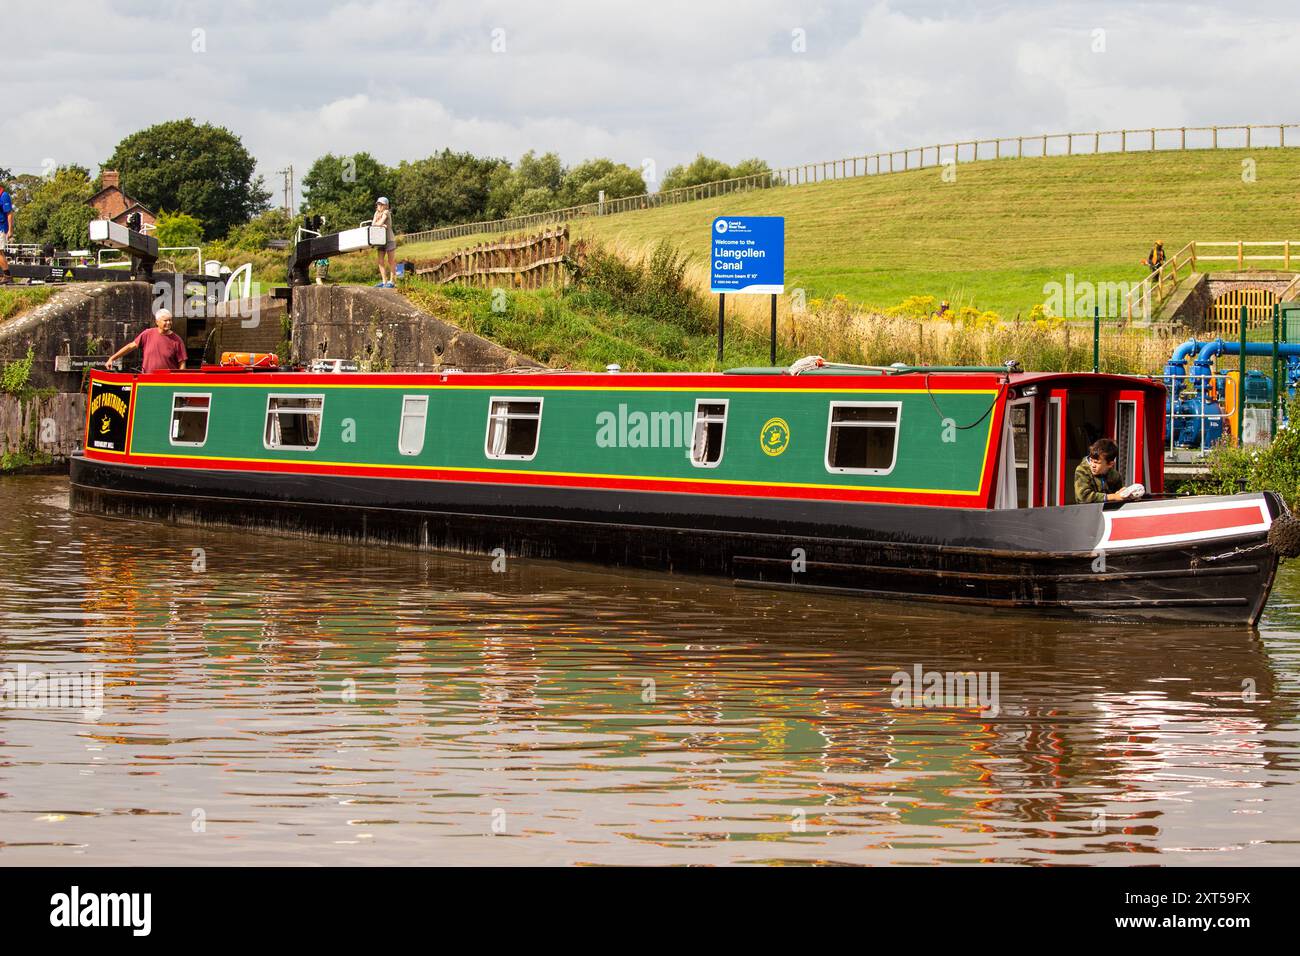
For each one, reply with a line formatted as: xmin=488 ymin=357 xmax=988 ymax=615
xmin=925 ymin=373 xmax=1001 ymax=430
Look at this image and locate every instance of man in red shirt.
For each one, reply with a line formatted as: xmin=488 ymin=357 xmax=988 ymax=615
xmin=106 ymin=309 xmax=188 ymax=372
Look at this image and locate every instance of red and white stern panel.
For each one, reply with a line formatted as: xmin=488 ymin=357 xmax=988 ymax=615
xmin=1098 ymin=494 xmax=1272 ymax=551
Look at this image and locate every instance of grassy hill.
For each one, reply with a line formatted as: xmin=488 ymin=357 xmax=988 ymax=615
xmin=398 ymin=148 xmax=1300 ymax=317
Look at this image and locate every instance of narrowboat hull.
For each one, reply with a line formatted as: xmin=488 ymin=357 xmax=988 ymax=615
xmin=69 ymin=453 xmax=1284 ymax=625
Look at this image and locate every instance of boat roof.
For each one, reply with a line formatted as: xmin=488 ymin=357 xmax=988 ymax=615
xmin=100 ymin=364 xmax=1166 ymax=396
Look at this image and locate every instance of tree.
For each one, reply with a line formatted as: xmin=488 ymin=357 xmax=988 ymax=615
xmin=730 ymin=158 xmax=772 ymax=180
xmin=101 ymin=119 xmax=271 ymax=240
xmin=47 ymin=202 xmax=96 ymax=251
xmin=485 ymin=151 xmax=565 ymax=219
xmin=5 ymin=173 xmax=45 ymax=214
xmin=154 ymin=210 xmax=205 ymax=249
xmin=394 ymin=150 xmax=506 ymax=232
xmin=559 ymin=158 xmax=646 ymax=207
xmin=299 ymin=152 xmax=396 ymax=233
xmin=14 ymin=165 xmax=94 ymax=246
xmin=222 ymin=208 xmax=296 ymax=251
xmin=659 ymin=154 xmax=770 ymax=192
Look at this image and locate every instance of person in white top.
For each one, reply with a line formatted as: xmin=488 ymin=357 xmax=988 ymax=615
xmin=373 ymin=197 xmax=397 ymax=287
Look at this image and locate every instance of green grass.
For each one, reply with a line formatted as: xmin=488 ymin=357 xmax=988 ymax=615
xmin=399 ymin=148 xmax=1300 ymax=317
xmin=403 ymin=282 xmax=796 ymax=372
xmin=0 ymin=286 xmax=56 ymax=323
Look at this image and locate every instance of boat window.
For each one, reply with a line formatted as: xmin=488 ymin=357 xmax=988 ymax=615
xmin=485 ymin=397 xmax=542 ymax=461
xmin=264 ymin=395 xmax=324 ymax=451
xmin=170 ymin=393 xmax=210 ymax=447
xmin=398 ymin=395 xmax=428 ymax=456
xmin=825 ymin=402 xmax=900 ymax=474
xmin=691 ymin=400 xmax=728 ymax=467
xmin=1116 ymin=400 xmax=1137 ymax=484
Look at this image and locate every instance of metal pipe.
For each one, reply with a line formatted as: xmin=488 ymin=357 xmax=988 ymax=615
xmin=1194 ymin=339 xmax=1300 ymax=363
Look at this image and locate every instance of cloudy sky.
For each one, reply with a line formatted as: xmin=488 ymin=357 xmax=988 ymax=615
xmin=4 ymin=0 xmax=1294 ymax=204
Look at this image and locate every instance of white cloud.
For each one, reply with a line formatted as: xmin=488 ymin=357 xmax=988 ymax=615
xmin=2 ymin=0 xmax=1295 ymax=209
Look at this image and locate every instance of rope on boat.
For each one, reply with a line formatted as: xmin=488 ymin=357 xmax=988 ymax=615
xmin=924 ymin=374 xmax=1001 ymax=431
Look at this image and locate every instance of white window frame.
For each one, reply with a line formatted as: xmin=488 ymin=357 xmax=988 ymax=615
xmin=398 ymin=394 xmax=428 ymax=457
xmin=824 ymin=400 xmax=902 ymax=476
xmin=484 ymin=395 xmax=543 ymax=462
xmin=1007 ymin=397 xmax=1035 ymax=508
xmin=263 ymin=393 xmax=325 ymax=451
xmin=169 ymin=391 xmax=211 ymax=448
xmin=690 ymin=398 xmax=729 ymax=468
xmin=1044 ymin=396 xmax=1062 ymax=506
xmin=1116 ymin=399 xmax=1137 ymax=486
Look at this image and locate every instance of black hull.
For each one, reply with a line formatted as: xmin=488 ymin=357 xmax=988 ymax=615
xmin=69 ymin=455 xmax=1283 ymax=625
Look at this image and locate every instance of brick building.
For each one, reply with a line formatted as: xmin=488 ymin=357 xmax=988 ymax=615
xmin=88 ymin=170 xmax=156 ymax=228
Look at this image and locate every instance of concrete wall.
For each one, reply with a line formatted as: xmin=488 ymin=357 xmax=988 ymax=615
xmin=290 ymin=285 xmax=538 ymax=371
xmin=0 ymin=282 xmax=155 ymax=393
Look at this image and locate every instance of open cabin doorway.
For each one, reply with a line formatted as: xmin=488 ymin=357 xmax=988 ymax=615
xmin=998 ymin=381 xmax=1154 ymax=509
xmin=995 ymin=398 xmax=1035 ymax=509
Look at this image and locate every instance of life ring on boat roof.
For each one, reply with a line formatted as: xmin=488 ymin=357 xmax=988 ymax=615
xmin=220 ymin=351 xmax=279 ymax=369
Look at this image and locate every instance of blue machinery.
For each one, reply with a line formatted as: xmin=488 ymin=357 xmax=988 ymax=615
xmin=1163 ymin=339 xmax=1300 ymax=450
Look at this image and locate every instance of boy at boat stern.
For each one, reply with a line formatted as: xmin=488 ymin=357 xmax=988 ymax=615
xmin=1074 ymin=438 xmax=1135 ymax=504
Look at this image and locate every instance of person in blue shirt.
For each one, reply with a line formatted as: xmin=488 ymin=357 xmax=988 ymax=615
xmin=0 ymin=186 xmax=14 ymax=284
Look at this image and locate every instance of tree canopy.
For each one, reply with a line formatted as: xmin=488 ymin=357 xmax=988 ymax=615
xmin=101 ymin=119 xmax=270 ymax=240
xmin=299 ymin=152 xmax=396 ymax=232
xmin=395 ymin=150 xmax=506 ymax=233
xmin=14 ymin=165 xmax=95 ymax=248
xmin=559 ymin=158 xmax=647 ymax=207
xmin=660 ymin=154 xmax=771 ymax=191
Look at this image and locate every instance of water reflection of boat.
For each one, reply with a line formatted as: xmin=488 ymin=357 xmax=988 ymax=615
xmin=72 ymin=363 xmax=1299 ymax=624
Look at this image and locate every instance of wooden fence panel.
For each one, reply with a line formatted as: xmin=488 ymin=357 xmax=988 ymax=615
xmin=410 ymin=226 xmax=573 ymax=290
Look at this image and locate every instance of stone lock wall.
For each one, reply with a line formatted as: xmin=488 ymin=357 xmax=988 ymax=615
xmin=290 ymin=285 xmax=538 ymax=372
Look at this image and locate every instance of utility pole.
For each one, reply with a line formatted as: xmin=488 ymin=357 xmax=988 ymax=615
xmin=275 ymin=165 xmax=294 ymax=214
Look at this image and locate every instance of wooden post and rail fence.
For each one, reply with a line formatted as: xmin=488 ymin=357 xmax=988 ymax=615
xmin=408 ymin=226 xmax=575 ymax=290
xmin=399 ymin=123 xmax=1300 ymax=247
xmin=1127 ymin=240 xmax=1300 ymax=325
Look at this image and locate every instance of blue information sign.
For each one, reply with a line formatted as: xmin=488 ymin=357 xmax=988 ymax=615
xmin=710 ymin=216 xmax=784 ymax=294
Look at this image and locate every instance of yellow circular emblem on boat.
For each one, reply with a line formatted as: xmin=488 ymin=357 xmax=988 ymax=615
xmin=760 ymin=417 xmax=790 ymax=456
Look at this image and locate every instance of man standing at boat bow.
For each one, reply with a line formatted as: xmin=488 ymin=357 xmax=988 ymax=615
xmin=1074 ymin=438 xmax=1143 ymax=504
xmin=105 ymin=309 xmax=188 ymax=372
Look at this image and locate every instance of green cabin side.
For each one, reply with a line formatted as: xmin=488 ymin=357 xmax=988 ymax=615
xmin=122 ymin=378 xmax=1001 ymax=501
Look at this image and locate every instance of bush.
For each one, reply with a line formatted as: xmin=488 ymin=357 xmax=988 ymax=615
xmin=1 ymin=346 xmax=35 ymax=395
xmin=570 ymin=239 xmax=710 ymax=333
xmin=154 ymin=210 xmax=205 ymax=249
xmin=1185 ymin=400 xmax=1300 ymax=510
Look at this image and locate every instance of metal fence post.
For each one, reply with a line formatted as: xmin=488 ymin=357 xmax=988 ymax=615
xmin=1273 ymin=301 xmax=1281 ymax=437
xmin=1238 ymin=303 xmax=1248 ymax=445
xmin=1093 ymin=306 xmax=1100 ymax=373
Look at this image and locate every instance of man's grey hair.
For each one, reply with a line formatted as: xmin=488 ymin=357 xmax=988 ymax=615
xmin=155 ymin=309 xmax=173 ymax=321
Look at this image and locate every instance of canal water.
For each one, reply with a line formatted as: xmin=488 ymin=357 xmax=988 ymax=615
xmin=2 ymin=474 xmax=1299 ymax=866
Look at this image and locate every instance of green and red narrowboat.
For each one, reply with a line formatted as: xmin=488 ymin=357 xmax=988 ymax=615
xmin=71 ymin=359 xmax=1294 ymax=624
